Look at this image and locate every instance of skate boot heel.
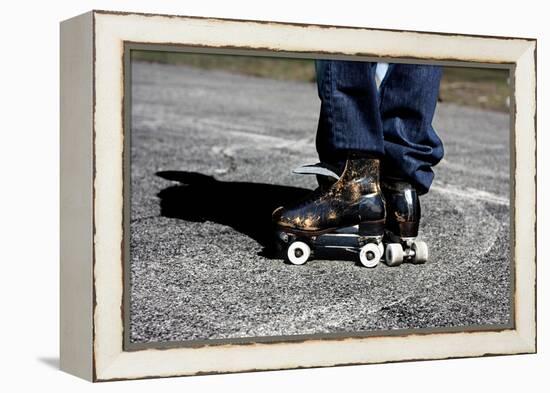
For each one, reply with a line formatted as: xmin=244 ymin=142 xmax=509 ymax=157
xmin=396 ymin=221 xmax=419 ymax=239
xmin=358 ymin=220 xmax=385 ymax=237
xmin=357 ymin=220 xmax=385 ymax=268
xmin=381 ymin=179 xmax=428 ymax=267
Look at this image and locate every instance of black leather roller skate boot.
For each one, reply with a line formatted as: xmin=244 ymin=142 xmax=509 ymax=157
xmin=381 ymin=178 xmax=428 ymax=266
xmin=272 ymin=157 xmax=386 ymax=268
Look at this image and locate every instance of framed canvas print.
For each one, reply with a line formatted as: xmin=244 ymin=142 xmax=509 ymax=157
xmin=60 ymin=10 xmax=537 ymax=382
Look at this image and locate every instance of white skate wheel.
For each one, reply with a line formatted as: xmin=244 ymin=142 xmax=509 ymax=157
xmin=412 ymin=241 xmax=428 ymax=264
xmin=286 ymin=241 xmax=311 ymax=265
xmin=359 ymin=243 xmax=381 ymax=268
xmin=385 ymin=243 xmax=404 ymax=267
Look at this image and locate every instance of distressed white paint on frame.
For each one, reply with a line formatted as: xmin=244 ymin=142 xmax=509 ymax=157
xmin=87 ymin=10 xmax=536 ymax=381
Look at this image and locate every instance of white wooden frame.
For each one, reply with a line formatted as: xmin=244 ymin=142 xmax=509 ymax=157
xmin=60 ymin=10 xmax=536 ymax=382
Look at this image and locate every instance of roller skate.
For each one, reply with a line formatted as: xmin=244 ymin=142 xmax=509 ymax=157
xmin=381 ymin=179 xmax=428 ymax=266
xmin=290 ymin=162 xmax=429 ymax=267
xmin=272 ymin=157 xmax=386 ymax=268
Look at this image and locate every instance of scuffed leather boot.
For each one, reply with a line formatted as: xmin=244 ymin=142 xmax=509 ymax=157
xmin=381 ymin=178 xmax=428 ymax=266
xmin=381 ymin=178 xmax=421 ymax=239
xmin=272 ymin=157 xmax=386 ymax=237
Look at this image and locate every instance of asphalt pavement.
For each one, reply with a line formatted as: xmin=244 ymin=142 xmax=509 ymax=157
xmin=129 ymin=61 xmax=512 ymax=344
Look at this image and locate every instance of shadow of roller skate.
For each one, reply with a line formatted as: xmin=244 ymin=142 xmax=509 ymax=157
xmin=156 ymin=171 xmax=311 ymax=257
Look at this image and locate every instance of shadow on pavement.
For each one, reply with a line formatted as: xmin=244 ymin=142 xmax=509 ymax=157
xmin=156 ymin=171 xmax=311 ymax=256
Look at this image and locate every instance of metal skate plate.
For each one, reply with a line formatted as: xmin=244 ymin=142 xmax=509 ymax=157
xmin=314 ymin=225 xmax=360 ymax=251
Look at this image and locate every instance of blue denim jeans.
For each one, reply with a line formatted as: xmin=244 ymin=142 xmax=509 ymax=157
xmin=315 ymin=60 xmax=444 ymax=194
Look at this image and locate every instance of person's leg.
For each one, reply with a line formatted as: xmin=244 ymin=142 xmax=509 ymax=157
xmin=315 ymin=60 xmax=385 ymax=166
xmin=378 ymin=64 xmax=444 ymax=195
xmin=374 ymin=64 xmax=443 ymax=263
xmin=272 ymin=60 xmax=387 ymax=249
